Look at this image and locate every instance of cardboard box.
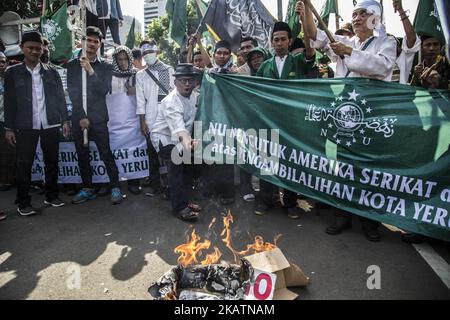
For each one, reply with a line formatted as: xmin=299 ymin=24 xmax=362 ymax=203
xmin=244 ymin=248 xmax=309 ymax=300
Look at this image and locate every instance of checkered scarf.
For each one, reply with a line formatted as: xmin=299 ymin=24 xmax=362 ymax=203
xmin=147 ymin=60 xmax=171 ymax=95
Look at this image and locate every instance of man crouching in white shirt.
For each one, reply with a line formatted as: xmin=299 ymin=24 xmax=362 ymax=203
xmin=151 ymin=64 xmax=201 ymax=222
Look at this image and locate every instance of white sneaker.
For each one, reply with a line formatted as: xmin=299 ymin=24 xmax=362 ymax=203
xmin=243 ymin=193 xmax=255 ymax=202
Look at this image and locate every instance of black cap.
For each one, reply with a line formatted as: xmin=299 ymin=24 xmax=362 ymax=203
xmin=21 ymin=31 xmax=43 ymax=45
xmin=272 ymin=22 xmax=292 ymax=38
xmin=174 ymin=63 xmax=197 ymax=77
xmin=214 ymin=40 xmax=231 ymax=53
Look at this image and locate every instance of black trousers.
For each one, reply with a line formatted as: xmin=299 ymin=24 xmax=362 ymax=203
xmin=259 ymin=178 xmax=297 ymax=208
xmin=147 ymin=137 xmax=162 ymax=188
xmin=159 ymin=144 xmax=188 ymax=213
xmin=98 ymin=18 xmax=120 ymax=54
xmin=73 ymin=121 xmax=119 ymax=189
xmin=336 ymin=210 xmax=380 ymax=230
xmin=15 ymin=127 xmax=60 ymax=207
xmin=240 ymin=167 xmax=253 ymax=195
xmin=207 ymin=164 xmax=235 ymax=199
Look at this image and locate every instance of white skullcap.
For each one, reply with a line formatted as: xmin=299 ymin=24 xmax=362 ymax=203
xmin=354 ymin=0 xmax=386 ymax=37
xmin=354 ymin=0 xmax=382 ymax=17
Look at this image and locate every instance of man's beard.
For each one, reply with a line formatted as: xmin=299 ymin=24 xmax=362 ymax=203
xmin=41 ymin=53 xmax=49 ymax=64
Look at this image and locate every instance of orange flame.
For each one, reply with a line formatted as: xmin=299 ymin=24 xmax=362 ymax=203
xmin=221 ymin=210 xmax=241 ymax=263
xmin=174 ymin=212 xmax=282 ymax=267
xmin=201 ymin=246 xmax=222 ymax=265
xmin=174 ymin=229 xmax=212 ymax=267
xmin=237 ymin=234 xmax=282 ymax=256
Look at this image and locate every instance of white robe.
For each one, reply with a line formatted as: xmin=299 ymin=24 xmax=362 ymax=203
xmin=135 ymin=66 xmax=174 ymax=133
xmin=396 ymin=34 xmax=421 ymax=84
xmin=312 ymin=29 xmax=397 ymax=81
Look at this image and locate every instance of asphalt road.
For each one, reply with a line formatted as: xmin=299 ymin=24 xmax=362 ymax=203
xmin=0 ymin=185 xmax=449 ymax=300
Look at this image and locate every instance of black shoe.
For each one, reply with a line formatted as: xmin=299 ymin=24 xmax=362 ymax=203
xmin=401 ymin=232 xmax=426 ymax=244
xmin=95 ymin=185 xmax=110 ymax=197
xmin=220 ymin=196 xmax=235 ymax=206
xmin=145 ymin=186 xmax=164 ymax=197
xmin=286 ymin=206 xmax=301 ymax=219
xmin=254 ymin=202 xmax=272 ymax=216
xmin=128 ymin=184 xmax=141 ymax=195
xmin=0 ymin=184 xmax=12 ymax=191
xmin=17 ymin=205 xmax=37 ymax=216
xmin=44 ymin=197 xmax=65 ymax=207
xmin=363 ymin=227 xmax=381 ymax=242
xmin=325 ymin=217 xmax=352 ymax=235
xmin=176 ymin=207 xmax=199 ymax=222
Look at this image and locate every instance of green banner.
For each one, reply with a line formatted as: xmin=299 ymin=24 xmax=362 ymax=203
xmin=414 ymin=0 xmax=445 ymax=44
xmin=285 ymin=0 xmax=301 ymax=38
xmin=196 ymin=74 xmax=450 ymax=241
xmin=166 ymin=0 xmax=187 ymax=45
xmin=40 ymin=2 xmax=72 ymax=64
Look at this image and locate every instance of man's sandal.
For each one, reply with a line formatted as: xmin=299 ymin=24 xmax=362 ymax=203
xmin=177 ymin=207 xmax=199 ymax=221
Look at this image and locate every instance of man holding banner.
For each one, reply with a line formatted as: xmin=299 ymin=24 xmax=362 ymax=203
xmin=67 ymin=26 xmax=123 ymax=205
xmin=254 ymin=21 xmax=317 ymax=219
xmin=299 ymin=0 xmax=397 ymax=241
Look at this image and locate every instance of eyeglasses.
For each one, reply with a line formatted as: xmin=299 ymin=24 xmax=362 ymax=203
xmin=177 ymin=78 xmax=196 ymax=85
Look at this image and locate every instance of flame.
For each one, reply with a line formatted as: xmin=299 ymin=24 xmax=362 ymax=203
xmin=221 ymin=210 xmax=241 ymax=263
xmin=237 ymin=234 xmax=282 ymax=256
xmin=208 ymin=217 xmax=217 ymax=230
xmin=201 ymin=246 xmax=222 ymax=265
xmin=174 ymin=229 xmax=212 ymax=267
xmin=174 ymin=212 xmax=282 ymax=267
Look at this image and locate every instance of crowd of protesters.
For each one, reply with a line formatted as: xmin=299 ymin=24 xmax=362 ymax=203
xmin=0 ymin=0 xmax=449 ymax=244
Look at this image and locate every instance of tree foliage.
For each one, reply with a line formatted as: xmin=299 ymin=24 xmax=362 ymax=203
xmin=0 ymin=0 xmax=40 ymax=18
xmin=144 ymin=0 xmax=201 ymax=67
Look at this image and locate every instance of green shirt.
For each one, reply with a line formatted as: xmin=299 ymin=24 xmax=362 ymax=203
xmin=256 ymin=52 xmax=315 ymax=80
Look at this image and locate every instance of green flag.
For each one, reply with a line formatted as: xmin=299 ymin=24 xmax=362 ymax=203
xmin=197 ymin=74 xmax=450 ymax=242
xmin=285 ymin=0 xmax=301 ymax=38
xmin=320 ymin=0 xmax=339 ymax=29
xmin=166 ymin=0 xmax=187 ymax=45
xmin=414 ymin=0 xmax=445 ymax=44
xmin=40 ymin=2 xmax=72 ymax=64
xmin=125 ymin=17 xmax=136 ymax=49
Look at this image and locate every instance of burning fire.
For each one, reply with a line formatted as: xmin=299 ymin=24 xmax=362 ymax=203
xmin=174 ymin=230 xmax=212 ymax=267
xmin=174 ymin=211 xmax=281 ymax=267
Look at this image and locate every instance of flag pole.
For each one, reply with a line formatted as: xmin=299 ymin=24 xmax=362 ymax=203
xmin=277 ymin=0 xmax=283 ymax=21
xmin=306 ymin=1 xmax=336 ymax=43
xmin=80 ymin=0 xmax=88 ymax=148
xmin=42 ymin=0 xmax=47 ymax=16
xmin=334 ymin=0 xmax=340 ymax=30
xmin=194 ymin=0 xmax=212 ymax=35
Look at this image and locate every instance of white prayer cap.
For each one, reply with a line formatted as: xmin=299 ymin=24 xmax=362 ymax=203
xmin=354 ymin=0 xmax=382 ymax=17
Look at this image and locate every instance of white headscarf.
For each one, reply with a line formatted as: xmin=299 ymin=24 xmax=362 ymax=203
xmin=354 ymin=0 xmax=386 ymax=37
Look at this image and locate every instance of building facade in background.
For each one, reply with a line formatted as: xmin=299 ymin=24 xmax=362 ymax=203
xmin=144 ymin=0 xmax=167 ymax=31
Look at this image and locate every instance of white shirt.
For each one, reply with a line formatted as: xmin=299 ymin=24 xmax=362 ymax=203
xmin=237 ymin=63 xmax=251 ymax=76
xmin=150 ymin=89 xmax=198 ymax=152
xmin=135 ymin=65 xmax=174 ymax=132
xmin=86 ymin=0 xmax=97 ymax=15
xmin=312 ymin=29 xmax=397 ymax=81
xmin=27 ymin=64 xmax=59 ymax=130
xmin=98 ymin=0 xmax=111 ymax=19
xmin=396 ymin=34 xmax=421 ymax=84
xmin=275 ymin=55 xmax=287 ymax=78
xmin=111 ymin=76 xmax=128 ymax=95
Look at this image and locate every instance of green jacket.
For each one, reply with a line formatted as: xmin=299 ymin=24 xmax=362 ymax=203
xmin=256 ymin=52 xmax=315 ymax=79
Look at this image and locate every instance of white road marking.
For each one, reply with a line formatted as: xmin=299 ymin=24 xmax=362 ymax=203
xmin=413 ymin=243 xmax=450 ymax=290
